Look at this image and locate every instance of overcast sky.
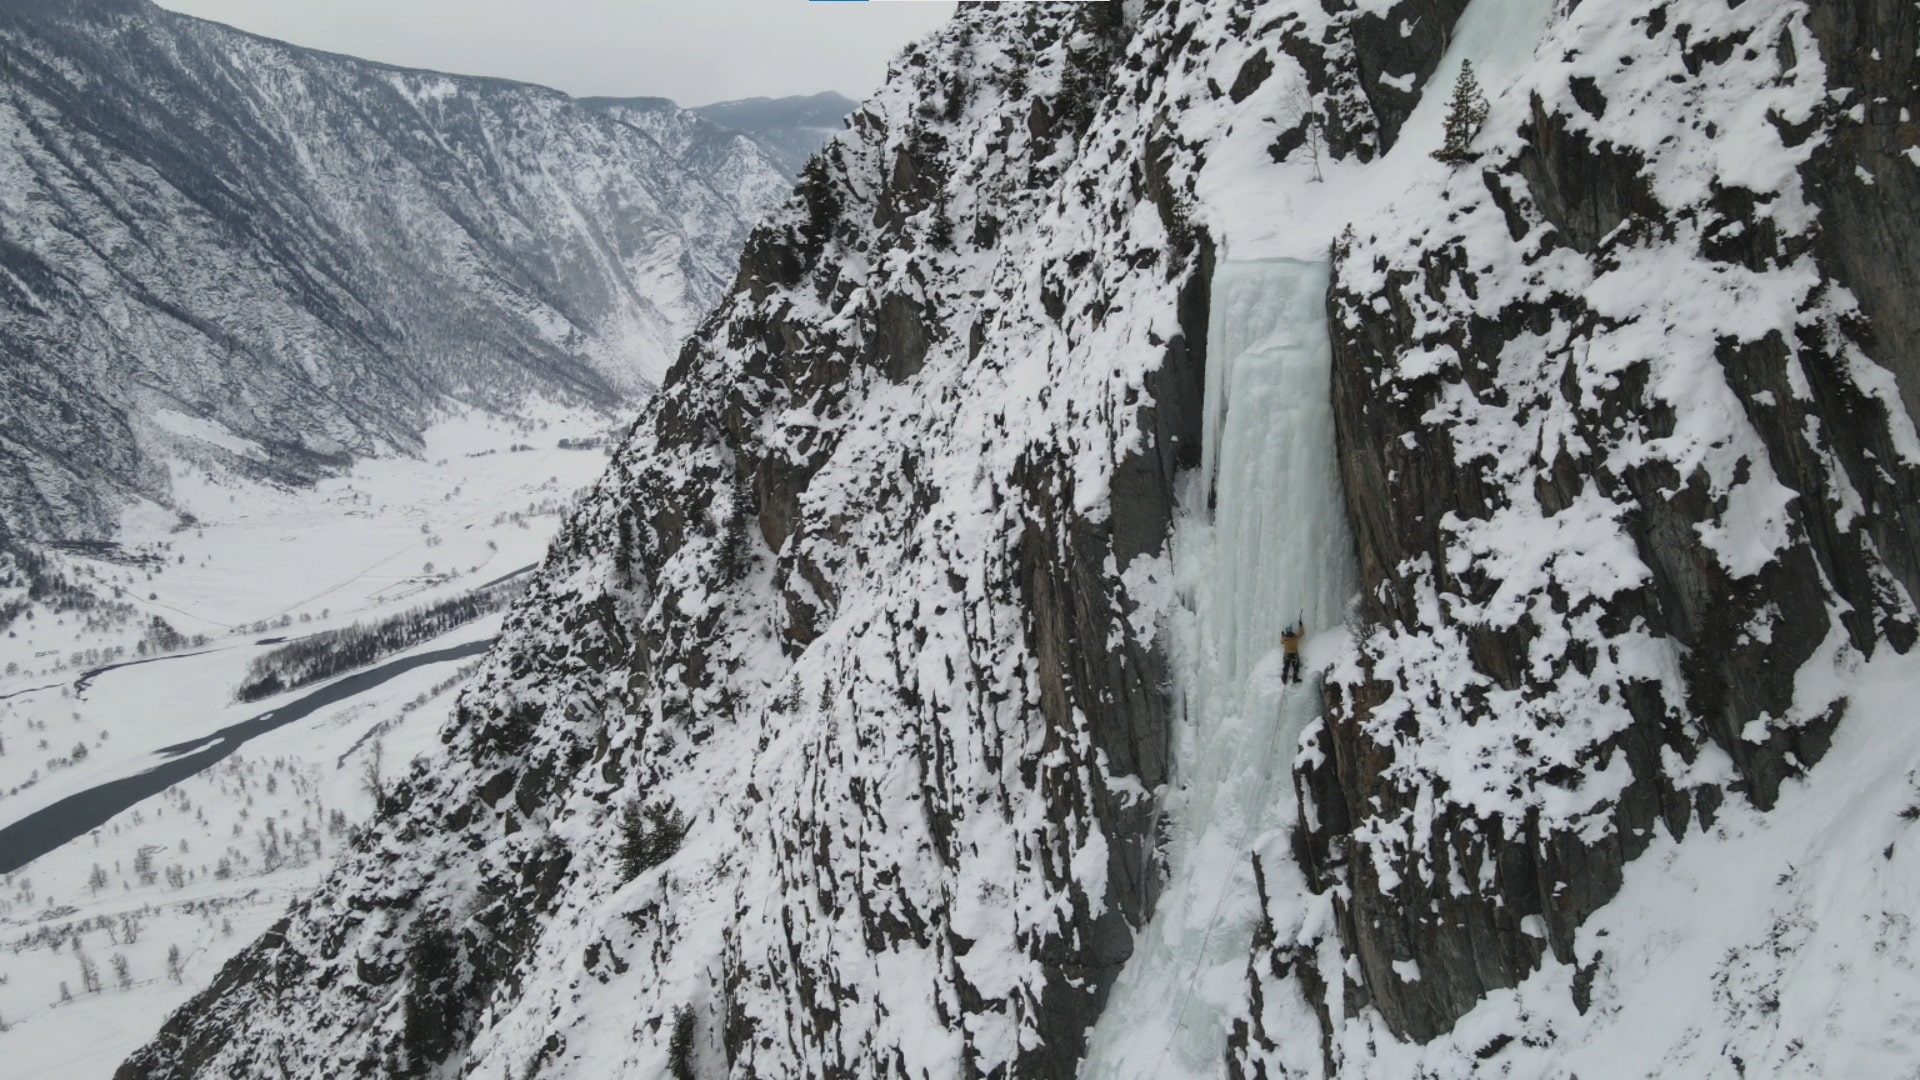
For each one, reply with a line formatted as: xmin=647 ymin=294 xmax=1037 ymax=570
xmin=150 ymin=0 xmax=957 ymax=107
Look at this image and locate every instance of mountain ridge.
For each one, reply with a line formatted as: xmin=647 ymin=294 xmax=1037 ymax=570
xmin=688 ymin=90 xmax=857 ymax=175
xmin=0 ymin=0 xmax=791 ymax=544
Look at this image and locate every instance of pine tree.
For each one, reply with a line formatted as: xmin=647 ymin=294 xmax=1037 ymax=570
xmin=668 ymin=1005 xmax=698 ymax=1080
xmin=617 ymin=802 xmax=687 ymax=881
xmin=1431 ymin=60 xmax=1491 ymax=166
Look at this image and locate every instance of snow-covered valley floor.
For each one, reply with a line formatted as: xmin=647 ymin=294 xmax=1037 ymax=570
xmin=0 ymin=406 xmax=614 ymax=1077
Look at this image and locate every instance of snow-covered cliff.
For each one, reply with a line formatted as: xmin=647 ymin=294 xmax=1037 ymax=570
xmin=118 ymin=0 xmax=1920 ymax=1076
xmin=0 ymin=0 xmax=788 ymax=542
xmin=1238 ymin=0 xmax=1920 ymax=1073
xmin=121 ymin=3 xmax=1214 ymax=1074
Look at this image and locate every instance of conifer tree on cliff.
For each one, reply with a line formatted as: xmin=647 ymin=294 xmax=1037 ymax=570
xmin=1432 ymin=59 xmax=1490 ymax=166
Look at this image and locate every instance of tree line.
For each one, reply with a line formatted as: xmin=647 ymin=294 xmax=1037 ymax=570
xmin=234 ymin=582 xmax=521 ymax=702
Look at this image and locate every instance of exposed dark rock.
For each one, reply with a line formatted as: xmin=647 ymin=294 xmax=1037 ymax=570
xmin=1796 ymin=0 xmax=1919 ymax=417
xmin=1511 ymin=96 xmax=1660 ymax=253
xmin=1272 ymin=0 xmax=1473 ymax=163
xmin=875 ymin=293 xmax=933 ymax=382
xmin=1230 ymin=50 xmax=1275 ymax=104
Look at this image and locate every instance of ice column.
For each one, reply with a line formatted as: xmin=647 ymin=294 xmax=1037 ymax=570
xmin=1081 ymin=259 xmax=1358 ymax=1078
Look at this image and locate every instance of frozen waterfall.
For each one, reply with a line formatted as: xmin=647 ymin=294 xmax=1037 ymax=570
xmin=1081 ymin=259 xmax=1358 ymax=1078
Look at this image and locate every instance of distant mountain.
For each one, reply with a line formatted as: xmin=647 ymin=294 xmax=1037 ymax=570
xmin=0 ymin=0 xmax=790 ymax=542
xmin=692 ymin=91 xmax=857 ymax=175
xmin=577 ymin=96 xmax=793 ymax=210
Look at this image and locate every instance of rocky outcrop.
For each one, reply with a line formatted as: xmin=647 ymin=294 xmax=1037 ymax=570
xmin=0 ymin=0 xmax=788 ymax=541
xmin=1801 ymin=0 xmax=1920 ymax=426
xmin=1241 ymin=0 xmax=1920 ymax=1062
xmin=1267 ymin=0 xmax=1473 ymax=164
xmin=1798 ymin=0 xmax=1920 ymax=601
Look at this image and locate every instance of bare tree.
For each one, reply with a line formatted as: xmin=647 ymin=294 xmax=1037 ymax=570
xmin=1278 ymin=79 xmax=1328 ymax=183
xmin=1302 ymin=111 xmax=1326 ymax=183
xmin=361 ymin=738 xmax=386 ymax=808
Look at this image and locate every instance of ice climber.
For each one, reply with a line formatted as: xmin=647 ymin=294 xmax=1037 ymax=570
xmin=1280 ymin=622 xmax=1303 ymax=685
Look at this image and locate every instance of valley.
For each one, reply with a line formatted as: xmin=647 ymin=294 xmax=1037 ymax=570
xmin=0 ymin=407 xmax=612 ymax=1076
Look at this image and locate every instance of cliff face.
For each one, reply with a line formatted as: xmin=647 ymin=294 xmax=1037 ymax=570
xmin=0 ymin=0 xmax=787 ymax=541
xmin=1237 ymin=0 xmax=1920 ymax=1069
xmin=121 ymin=5 xmax=1210 ymax=1076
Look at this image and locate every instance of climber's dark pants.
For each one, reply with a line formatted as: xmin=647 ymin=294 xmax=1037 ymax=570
xmin=1283 ymin=652 xmax=1301 ymax=684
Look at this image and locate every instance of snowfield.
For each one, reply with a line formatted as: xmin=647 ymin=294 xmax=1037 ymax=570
xmin=0 ymin=407 xmax=612 ymax=1075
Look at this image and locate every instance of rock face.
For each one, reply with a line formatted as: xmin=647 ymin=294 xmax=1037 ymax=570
xmin=0 ymin=0 xmax=788 ymax=541
xmin=119 ymin=5 xmax=1221 ymax=1077
xmin=1267 ymin=0 xmax=1471 ymax=162
xmin=1234 ymin=0 xmax=1920 ymax=1067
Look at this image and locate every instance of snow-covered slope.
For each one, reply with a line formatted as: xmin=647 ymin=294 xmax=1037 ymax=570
xmin=0 ymin=0 xmax=789 ymax=543
xmin=117 ymin=0 xmax=1920 ymax=1077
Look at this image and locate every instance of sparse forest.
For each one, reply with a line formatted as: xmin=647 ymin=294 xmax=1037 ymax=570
xmin=0 ymin=531 xmax=125 ymax=635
